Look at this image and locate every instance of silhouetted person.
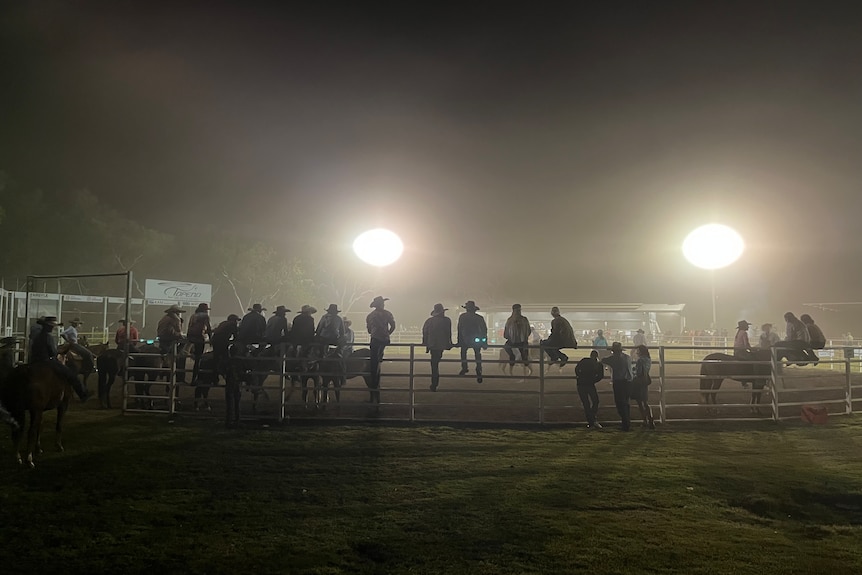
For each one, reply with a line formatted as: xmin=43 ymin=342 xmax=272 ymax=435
xmin=342 ymin=319 xmax=355 ymax=357
xmin=211 ymin=314 xmax=241 ymax=426
xmin=187 ymin=303 xmax=213 ymax=384
xmin=157 ymin=305 xmax=187 ymax=382
xmin=601 ymin=342 xmax=633 ymax=431
xmin=366 ymin=296 xmax=396 ymax=403
xmin=801 ymin=314 xmax=825 ymax=365
xmin=237 ymin=304 xmax=267 ymax=349
xmin=759 ymin=323 xmax=780 ymax=349
xmin=31 ymin=316 xmax=89 ymax=402
xmin=733 ymin=320 xmax=752 ymax=359
xmin=115 ymin=319 xmax=139 ymax=352
xmin=292 ymin=305 xmax=317 ymax=354
xmin=265 ymin=305 xmax=291 ymax=353
xmin=422 ymin=303 xmax=453 ymax=392
xmin=575 ymin=350 xmax=604 ymax=429
xmin=316 ymin=304 xmax=345 ymax=350
xmin=457 ymin=300 xmax=487 ymax=383
xmin=780 ymin=311 xmax=814 ymax=366
xmin=503 ymin=303 xmax=531 ymax=379
xmin=633 ymin=344 xmax=655 ymax=429
xmin=541 ymin=306 xmax=577 ymax=369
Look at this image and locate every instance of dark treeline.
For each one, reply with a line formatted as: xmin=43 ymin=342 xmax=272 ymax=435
xmin=0 ymin=172 xmax=375 ymax=315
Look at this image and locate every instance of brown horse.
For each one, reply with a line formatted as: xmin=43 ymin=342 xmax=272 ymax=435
xmin=319 ymin=348 xmax=373 ymax=404
xmin=0 ymin=361 xmax=87 ymax=467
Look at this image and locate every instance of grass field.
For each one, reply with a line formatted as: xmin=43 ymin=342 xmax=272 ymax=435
xmin=1 ymin=410 xmax=862 ymax=574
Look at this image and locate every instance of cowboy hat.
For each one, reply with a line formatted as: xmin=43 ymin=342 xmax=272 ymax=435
xmin=325 ymin=304 xmax=341 ymax=313
xmin=761 ymin=323 xmax=773 ymax=329
xmin=344 ymin=318 xmax=353 ymax=327
xmin=227 ymin=314 xmax=241 ymax=322
xmin=69 ymin=317 xmax=83 ymax=325
xmin=164 ymin=305 xmax=185 ymax=314
xmin=272 ymin=305 xmax=290 ymax=315
xmin=301 ymin=304 xmax=317 ymax=314
xmin=462 ymin=300 xmax=480 ymax=311
xmin=737 ymin=320 xmax=751 ymax=329
xmin=118 ymin=318 xmax=136 ymax=325
xmin=195 ymin=303 xmax=210 ymax=312
xmin=636 ymin=328 xmax=644 ymax=333
xmin=248 ymin=304 xmax=266 ymax=312
xmin=430 ymin=303 xmax=448 ymax=316
xmin=370 ymin=296 xmax=389 ymax=308
xmin=37 ymin=316 xmax=60 ymax=327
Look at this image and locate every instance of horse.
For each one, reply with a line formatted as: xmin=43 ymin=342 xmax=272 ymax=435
xmin=699 ymin=347 xmax=801 ymax=411
xmin=113 ymin=344 xmax=170 ymax=409
xmin=0 ymin=361 xmax=86 ymax=467
xmin=57 ymin=339 xmax=105 ymax=390
xmin=319 ymin=348 xmax=373 ymax=404
xmin=284 ymin=344 xmax=324 ymax=408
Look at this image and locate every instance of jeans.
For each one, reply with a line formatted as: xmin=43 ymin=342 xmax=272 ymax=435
xmin=577 ymin=383 xmax=599 ymax=425
xmin=430 ymin=349 xmax=444 ymax=390
xmin=612 ymin=380 xmax=631 ymax=430
xmin=460 ymin=346 xmax=483 ymax=375
xmin=540 ymin=339 xmax=567 ymax=363
xmin=504 ymin=340 xmax=529 ymax=366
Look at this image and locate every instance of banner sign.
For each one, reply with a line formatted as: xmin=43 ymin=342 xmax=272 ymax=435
xmin=107 ymin=297 xmax=145 ymax=305
xmin=63 ymin=295 xmax=105 ymax=303
xmin=145 ymin=279 xmax=212 ymax=304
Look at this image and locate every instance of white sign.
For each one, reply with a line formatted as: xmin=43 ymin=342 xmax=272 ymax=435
xmin=107 ymin=297 xmax=145 ymax=305
xmin=145 ymin=279 xmax=212 ymax=304
xmin=63 ymin=295 xmax=105 ymax=303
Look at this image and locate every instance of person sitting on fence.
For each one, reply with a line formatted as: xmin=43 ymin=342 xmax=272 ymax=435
xmin=457 ymin=300 xmax=487 ymax=383
xmin=115 ymin=319 xmax=140 ymax=353
xmin=422 ymin=303 xmax=453 ymax=392
xmin=733 ymin=320 xmax=752 ymax=359
xmin=503 ymin=304 xmax=531 ymax=378
xmin=316 ymin=304 xmax=345 ymax=352
xmin=780 ymin=311 xmax=815 ymax=366
xmin=341 ymin=318 xmax=355 ymax=358
xmin=292 ymin=305 xmax=318 ymax=355
xmin=759 ymin=323 xmax=781 ymax=349
xmin=60 ymin=317 xmax=96 ymax=373
xmin=575 ymin=350 xmax=604 ymax=429
xmin=237 ymin=304 xmax=267 ymax=353
xmin=541 ymin=306 xmax=577 ymax=369
xmin=800 ymin=314 xmax=826 ymax=365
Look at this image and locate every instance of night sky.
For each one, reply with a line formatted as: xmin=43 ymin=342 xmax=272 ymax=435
xmin=2 ymin=1 xmax=861 ymax=329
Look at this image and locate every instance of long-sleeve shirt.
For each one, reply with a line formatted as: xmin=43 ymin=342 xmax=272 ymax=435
xmin=366 ymin=309 xmax=396 ymax=342
xmin=635 ymin=356 xmax=652 ymax=379
xmin=316 ymin=313 xmax=345 ymax=342
xmin=733 ymin=330 xmax=751 ymax=351
xmin=157 ymin=314 xmax=184 ymax=342
xmin=115 ymin=326 xmax=140 ymax=347
xmin=504 ymin=314 xmax=531 ymax=344
xmin=457 ymin=312 xmax=488 ymax=347
xmin=785 ymin=319 xmax=810 ymax=343
xmin=61 ymin=325 xmax=80 ymax=344
xmin=31 ymin=329 xmax=59 ymax=362
xmin=575 ymin=356 xmax=604 ymax=385
xmin=602 ymin=352 xmax=633 ymax=382
xmin=759 ymin=331 xmax=781 ymax=348
xmin=806 ymin=323 xmax=826 ymax=348
xmin=237 ymin=311 xmax=266 ymax=343
xmin=265 ymin=315 xmax=290 ymax=343
xmin=422 ymin=315 xmax=453 ymax=351
xmin=548 ymin=316 xmax=577 ymax=347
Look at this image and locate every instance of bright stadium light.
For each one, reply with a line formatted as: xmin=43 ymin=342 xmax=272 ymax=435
xmin=683 ymin=224 xmax=745 ymax=329
xmin=353 ymin=228 xmax=404 ymax=267
xmin=682 ymin=224 xmax=745 ymax=270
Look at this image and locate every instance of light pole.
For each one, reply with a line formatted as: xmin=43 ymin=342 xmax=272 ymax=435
xmin=683 ymin=224 xmax=745 ymax=330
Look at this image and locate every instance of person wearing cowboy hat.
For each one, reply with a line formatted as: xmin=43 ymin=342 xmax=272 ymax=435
xmin=733 ymin=320 xmax=753 ymax=359
xmin=291 ymin=305 xmax=318 ymax=354
xmin=210 ymin=313 xmax=242 ymax=425
xmin=265 ymin=305 xmax=292 ymax=349
xmin=632 ymin=328 xmax=648 ymax=348
xmin=503 ymin=303 xmax=531 ymax=379
xmin=342 ymin=318 xmax=355 ymax=357
xmin=366 ymin=296 xmax=395 ymax=403
xmin=30 ymin=316 xmax=90 ymax=402
xmin=457 ymin=300 xmax=487 ymax=383
xmin=237 ymin=304 xmax=267 ymax=349
xmin=422 ymin=304 xmax=453 ymax=392
xmin=60 ymin=317 xmax=96 ymax=373
xmin=115 ymin=319 xmax=140 ymax=352
xmin=187 ymin=303 xmax=213 ymax=384
xmin=158 ymin=305 xmax=188 ymax=381
xmin=316 ymin=304 xmax=345 ymax=352
xmin=601 ymin=341 xmax=633 ymax=431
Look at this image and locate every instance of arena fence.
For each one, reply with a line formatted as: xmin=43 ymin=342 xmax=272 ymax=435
xmin=120 ymin=343 xmax=862 ymax=426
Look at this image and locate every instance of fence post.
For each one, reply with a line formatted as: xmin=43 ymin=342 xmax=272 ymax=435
xmin=409 ymin=344 xmax=415 ymax=422
xmin=659 ymin=346 xmax=666 ymax=424
xmin=769 ymin=346 xmax=779 ymax=422
xmin=279 ymin=353 xmax=286 ymax=423
xmin=539 ymin=346 xmax=545 ymax=425
xmin=168 ymin=342 xmax=177 ymax=416
xmin=846 ymin=350 xmax=852 ymax=415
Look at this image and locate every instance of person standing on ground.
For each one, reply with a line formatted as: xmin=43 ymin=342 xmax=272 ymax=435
xmin=422 ymin=303 xmax=453 ymax=392
xmin=503 ymin=304 xmax=531 ymax=378
xmin=366 ymin=296 xmax=396 ymax=403
xmin=115 ymin=319 xmax=140 ymax=352
xmin=157 ymin=305 xmax=187 ymax=382
xmin=457 ymin=300 xmax=488 ymax=383
xmin=593 ymin=329 xmax=609 ymax=359
xmin=575 ymin=350 xmax=604 ymax=429
xmin=211 ymin=314 xmax=241 ymax=426
xmin=601 ymin=342 xmax=633 ymax=431
xmin=187 ymin=303 xmax=213 ymax=384
xmin=632 ymin=344 xmax=655 ymax=429
xmin=541 ymin=306 xmax=577 ymax=369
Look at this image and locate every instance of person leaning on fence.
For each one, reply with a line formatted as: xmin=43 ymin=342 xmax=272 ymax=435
xmin=631 ymin=344 xmax=655 ymax=430
xmin=800 ymin=314 xmax=826 ymax=365
xmin=265 ymin=305 xmax=291 ymax=353
xmin=292 ymin=305 xmax=318 ymax=354
xmin=423 ymin=303 xmax=453 ymax=392
xmin=61 ymin=317 xmax=96 ymax=373
xmin=157 ymin=305 xmax=187 ymax=382
xmin=541 ymin=306 xmax=577 ymax=369
xmin=366 ymin=296 xmax=396 ymax=404
xmin=503 ymin=304 xmax=532 ymax=378
xmin=601 ymin=342 xmax=633 ymax=431
xmin=733 ymin=320 xmax=752 ymax=359
xmin=30 ymin=316 xmax=89 ymax=402
xmin=115 ymin=319 xmax=140 ymax=352
xmin=575 ymin=350 xmax=604 ymax=429
xmin=457 ymin=300 xmax=487 ymax=383
xmin=187 ymin=303 xmax=213 ymax=384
